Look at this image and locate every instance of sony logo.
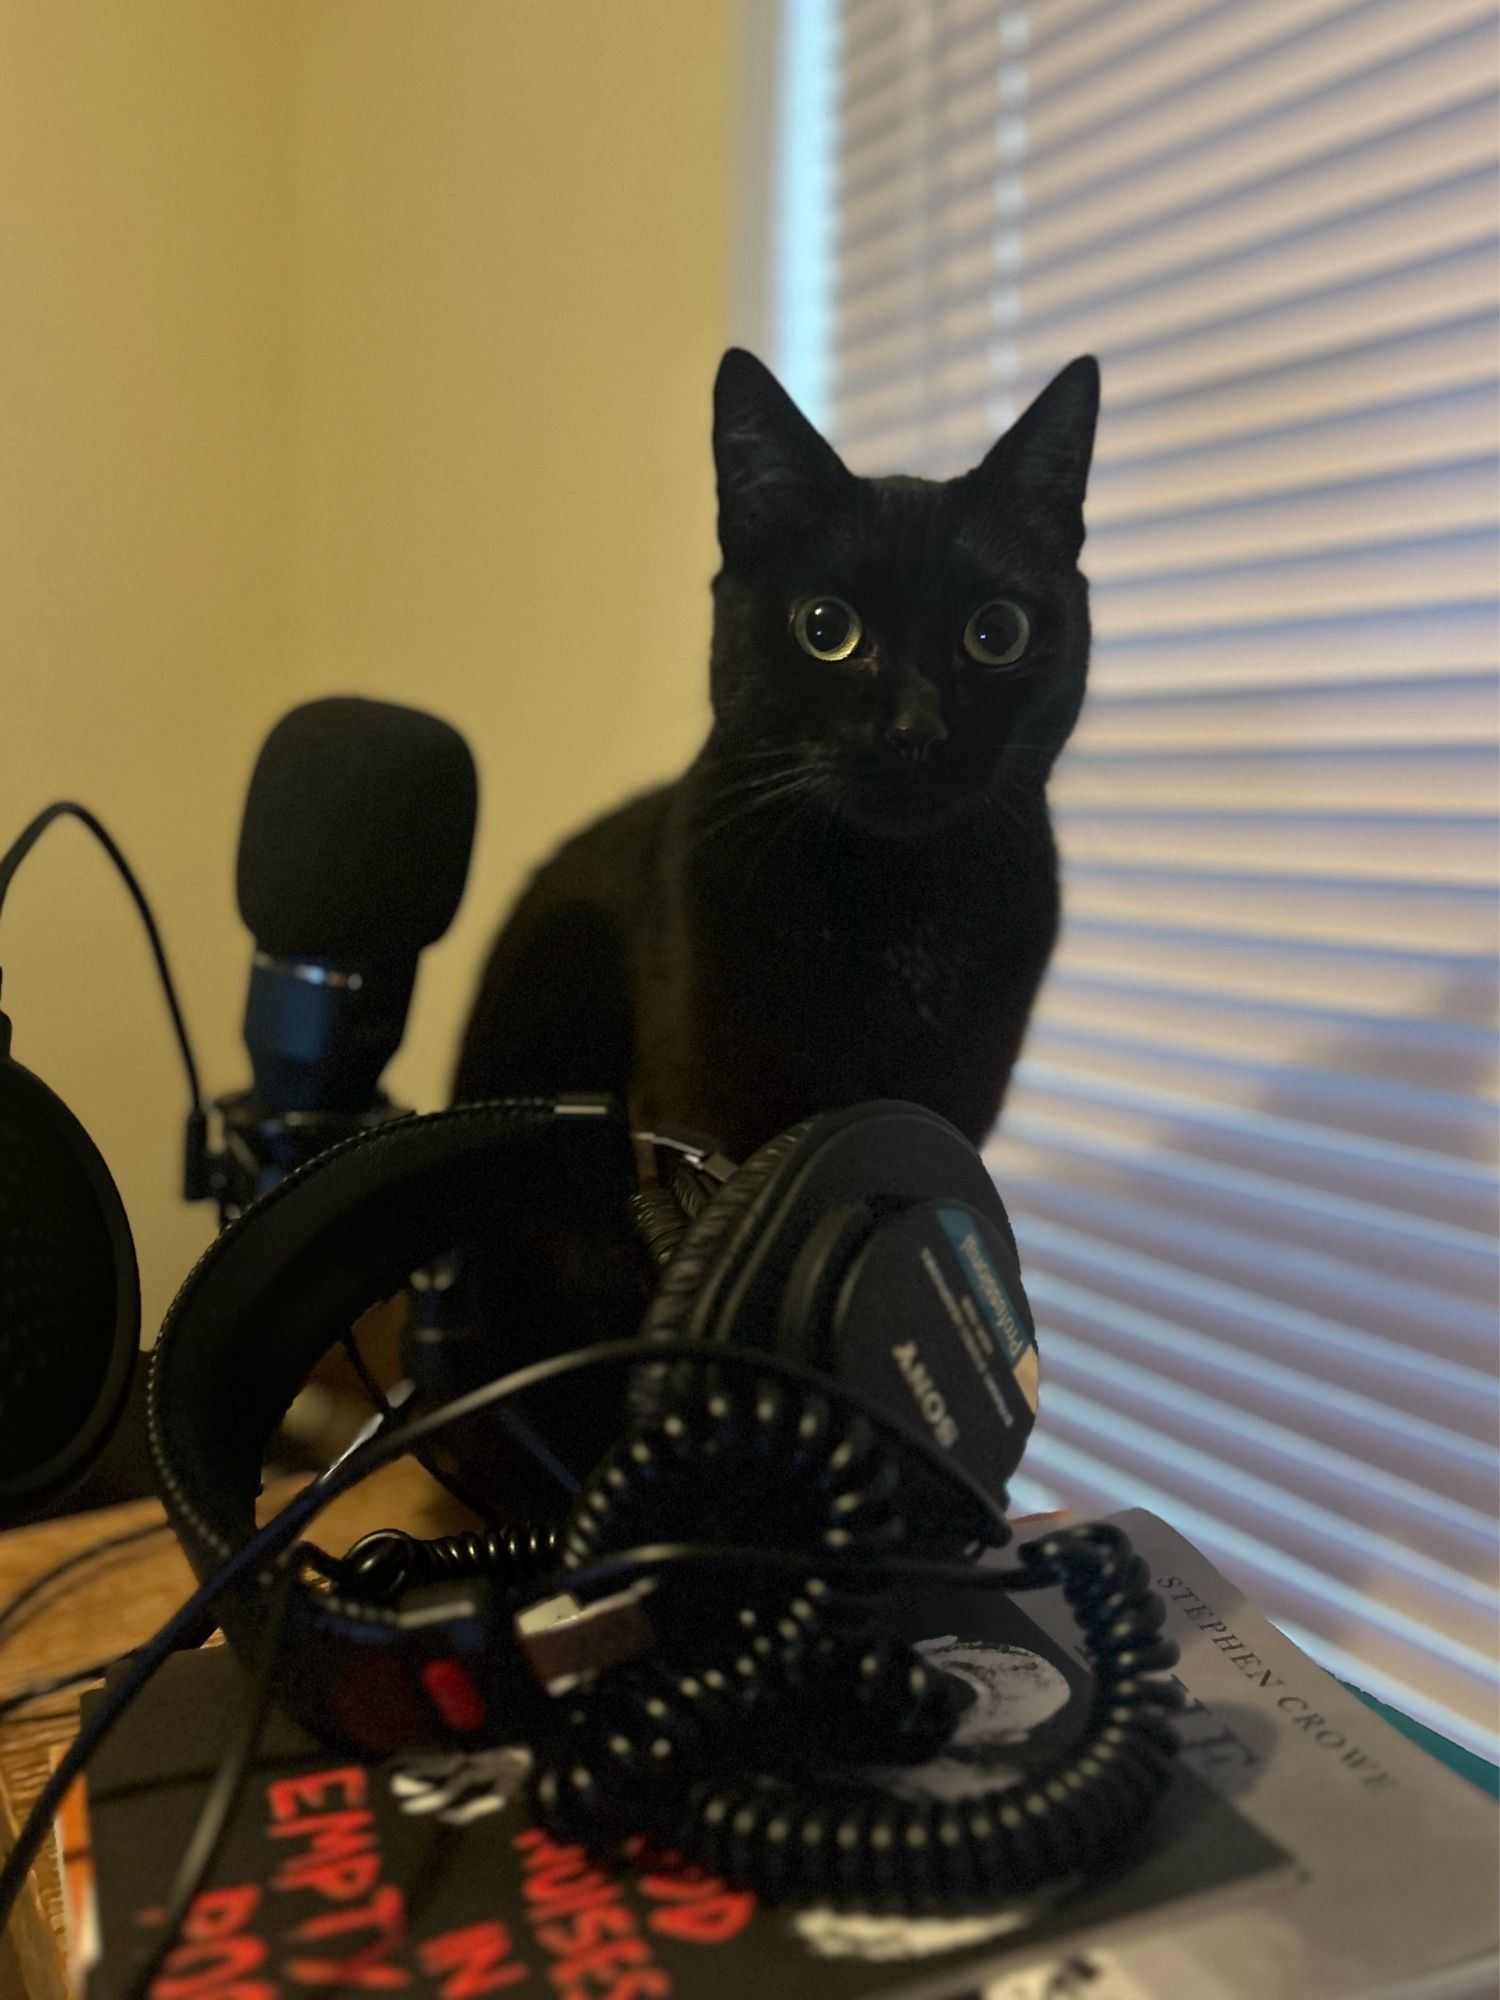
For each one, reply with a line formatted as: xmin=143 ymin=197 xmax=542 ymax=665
xmin=891 ymin=1341 xmax=958 ymax=1449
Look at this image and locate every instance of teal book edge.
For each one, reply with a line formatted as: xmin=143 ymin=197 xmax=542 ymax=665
xmin=1340 ymin=1681 xmax=1500 ymax=1800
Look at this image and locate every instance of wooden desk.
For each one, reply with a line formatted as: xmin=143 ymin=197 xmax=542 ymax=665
xmin=0 ymin=1464 xmax=466 ymax=2000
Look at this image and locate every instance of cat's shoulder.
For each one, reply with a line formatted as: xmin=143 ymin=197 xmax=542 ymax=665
xmin=542 ymin=780 xmax=673 ymax=863
xmin=514 ymin=781 xmax=676 ymax=920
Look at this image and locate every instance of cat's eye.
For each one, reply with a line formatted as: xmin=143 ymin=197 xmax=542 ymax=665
xmin=793 ymin=596 xmax=863 ymax=663
xmin=963 ymin=599 xmax=1030 ymax=668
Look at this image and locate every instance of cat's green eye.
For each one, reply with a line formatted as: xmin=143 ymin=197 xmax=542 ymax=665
xmin=793 ymin=596 xmax=863 ymax=663
xmin=964 ymin=599 xmax=1030 ymax=668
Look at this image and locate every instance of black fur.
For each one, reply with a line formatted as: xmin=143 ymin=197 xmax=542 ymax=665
xmin=455 ymin=349 xmax=1098 ymax=1158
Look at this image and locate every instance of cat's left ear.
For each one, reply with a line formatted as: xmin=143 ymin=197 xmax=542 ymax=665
xmin=972 ymin=355 xmax=1100 ymax=551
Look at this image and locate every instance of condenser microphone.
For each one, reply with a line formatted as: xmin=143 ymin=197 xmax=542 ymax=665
xmin=205 ymin=697 xmax=478 ymax=1214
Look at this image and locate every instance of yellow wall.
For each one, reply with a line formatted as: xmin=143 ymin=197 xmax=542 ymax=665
xmin=0 ymin=3 xmax=304 ymax=1330
xmin=295 ymin=1 xmax=730 ymax=1122
xmin=0 ymin=2 xmax=732 ymax=1333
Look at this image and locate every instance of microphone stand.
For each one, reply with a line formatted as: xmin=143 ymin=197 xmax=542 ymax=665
xmin=185 ymin=1091 xmax=409 ymax=1227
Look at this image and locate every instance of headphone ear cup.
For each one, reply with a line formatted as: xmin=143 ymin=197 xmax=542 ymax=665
xmin=0 ymin=1045 xmax=139 ymax=1526
xmin=629 ymin=1122 xmax=814 ymax=1421
xmin=639 ymin=1123 xmax=813 ymax=1347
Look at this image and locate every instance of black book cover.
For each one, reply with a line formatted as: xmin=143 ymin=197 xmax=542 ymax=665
xmin=81 ymin=1584 xmax=1293 ymax=2000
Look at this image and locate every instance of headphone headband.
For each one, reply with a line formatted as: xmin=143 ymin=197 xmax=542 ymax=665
xmin=150 ymin=1095 xmax=1038 ymax=1755
xmin=150 ymin=1101 xmax=637 ymax=1584
xmin=133 ymin=1093 xmax=1186 ymax=1919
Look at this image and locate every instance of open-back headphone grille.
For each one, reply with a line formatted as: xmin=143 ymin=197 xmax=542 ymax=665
xmin=0 ymin=1051 xmax=138 ymax=1524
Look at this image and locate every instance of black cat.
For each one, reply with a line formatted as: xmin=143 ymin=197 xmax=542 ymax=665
xmin=454 ymin=348 xmax=1098 ymax=1159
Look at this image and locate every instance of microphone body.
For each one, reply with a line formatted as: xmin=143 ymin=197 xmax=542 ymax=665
xmin=199 ymin=696 xmax=478 ymax=1220
xmin=243 ymin=949 xmax=416 ymax=1115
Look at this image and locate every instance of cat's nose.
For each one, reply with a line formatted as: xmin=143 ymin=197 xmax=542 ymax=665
xmin=885 ymin=714 xmax=948 ymax=760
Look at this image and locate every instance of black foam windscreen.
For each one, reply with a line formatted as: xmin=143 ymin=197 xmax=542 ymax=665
xmin=235 ymin=697 xmax=479 ymax=966
xmin=0 ymin=1030 xmax=139 ymax=1526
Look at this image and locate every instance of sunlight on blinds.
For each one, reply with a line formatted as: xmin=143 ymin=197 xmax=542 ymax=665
xmin=807 ymin=0 xmax=1500 ymax=1758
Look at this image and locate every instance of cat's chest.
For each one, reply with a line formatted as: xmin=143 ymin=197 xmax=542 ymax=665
xmin=806 ymin=907 xmax=985 ymax=1031
xmin=680 ymin=812 xmax=1055 ymax=1037
xmin=873 ymin=925 xmax=962 ymax=1029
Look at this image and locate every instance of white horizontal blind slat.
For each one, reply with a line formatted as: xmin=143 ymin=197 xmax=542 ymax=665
xmin=1059 ymin=869 xmax=1495 ymax=958
xmin=992 ymin=1153 xmax=1495 ymax=1355
xmin=838 ymin=77 xmax=1497 ymax=396
xmin=1020 ymin=1022 xmax=1497 ymax=1158
xmin=825 ymin=0 xmax=1500 ymax=1753
xmin=1055 ymin=742 xmax=1499 ymax=811
xmin=1089 ymin=461 xmax=1499 ymax=567
xmin=1080 ymin=673 xmax=1499 ymax=750
xmin=1010 ymin=1215 xmax=1498 ymax=1455
xmin=834 ymin=10 xmax=1496 ymax=395
xmin=1038 ymin=977 xmax=1499 ymax=1111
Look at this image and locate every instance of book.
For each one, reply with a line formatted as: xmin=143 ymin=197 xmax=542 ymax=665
xmin=78 ymin=1528 xmax=1295 ymax=2000
xmin=988 ymin=1510 xmax=1500 ymax=2000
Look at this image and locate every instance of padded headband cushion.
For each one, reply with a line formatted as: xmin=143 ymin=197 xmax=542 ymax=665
xmin=640 ymin=1122 xmax=813 ymax=1345
xmin=149 ymin=1101 xmax=638 ymax=1587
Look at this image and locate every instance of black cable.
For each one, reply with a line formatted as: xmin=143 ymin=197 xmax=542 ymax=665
xmin=0 ymin=801 xmax=203 ymax=1112
xmin=339 ymin=1331 xmax=394 ymax=1416
xmin=0 ymin=1335 xmax=1176 ymax=1930
xmin=0 ymin=1523 xmax=172 ymax=1648
xmin=538 ymin=1523 xmax=1179 ymax=1905
xmin=115 ymin=1567 xmax=295 ymax=2000
xmin=558 ymin=1540 xmax=1034 ymax=1604
xmin=0 ymin=1332 xmax=980 ymax=1931
xmin=338 ymin=1328 xmax=552 ymax=1517
xmin=534 ymin=1366 xmax=1180 ymax=1903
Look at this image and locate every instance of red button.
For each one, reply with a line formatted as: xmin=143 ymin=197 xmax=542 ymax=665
xmin=421 ymin=1657 xmax=487 ymax=1733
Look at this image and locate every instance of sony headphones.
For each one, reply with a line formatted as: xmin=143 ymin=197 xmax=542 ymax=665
xmin=149 ymin=1094 xmax=1038 ymax=1754
xmin=148 ymin=1094 xmax=1180 ymax=1908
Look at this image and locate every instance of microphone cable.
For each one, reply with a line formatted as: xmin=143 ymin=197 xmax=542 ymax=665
xmin=0 ymin=801 xmax=204 ymax=1120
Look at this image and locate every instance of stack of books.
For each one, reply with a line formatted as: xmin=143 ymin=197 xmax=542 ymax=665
xmin=57 ymin=1512 xmax=1499 ymax=2000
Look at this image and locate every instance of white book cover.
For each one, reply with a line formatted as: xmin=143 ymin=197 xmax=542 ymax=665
xmin=980 ymin=1510 xmax=1499 ymax=2000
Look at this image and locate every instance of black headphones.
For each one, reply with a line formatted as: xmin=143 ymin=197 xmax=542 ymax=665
xmin=148 ymin=1094 xmax=1179 ymax=1908
xmin=0 ymin=1009 xmax=139 ymax=1526
xmin=149 ymin=1096 xmax=1037 ymax=1753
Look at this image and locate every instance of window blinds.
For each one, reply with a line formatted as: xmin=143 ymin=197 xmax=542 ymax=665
xmin=815 ymin=0 xmax=1500 ymax=1758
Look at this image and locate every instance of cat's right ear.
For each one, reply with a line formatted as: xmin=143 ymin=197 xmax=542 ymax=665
xmin=713 ymin=349 xmax=849 ymax=554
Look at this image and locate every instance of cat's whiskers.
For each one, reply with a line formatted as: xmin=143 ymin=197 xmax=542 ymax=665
xmin=706 ymin=755 xmax=831 ymax=799
xmin=682 ymin=775 xmax=816 ymax=839
xmin=690 ymin=749 xmax=831 ymax=813
xmin=680 ymin=765 xmax=829 ymax=864
xmin=719 ymin=741 xmax=827 ymax=764
xmin=701 ymin=763 xmax=816 ymax=803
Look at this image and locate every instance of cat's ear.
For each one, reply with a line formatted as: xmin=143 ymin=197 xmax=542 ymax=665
xmin=713 ymin=348 xmax=849 ymax=552
xmin=971 ymin=355 xmax=1099 ymax=552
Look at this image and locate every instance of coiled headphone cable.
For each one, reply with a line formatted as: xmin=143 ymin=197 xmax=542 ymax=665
xmin=345 ymin=1361 xmax=1181 ymax=1908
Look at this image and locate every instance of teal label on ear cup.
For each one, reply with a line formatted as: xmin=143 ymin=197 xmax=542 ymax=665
xmin=938 ymin=1204 xmax=1036 ymax=1380
xmin=829 ymin=1198 xmax=1037 ymax=1509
